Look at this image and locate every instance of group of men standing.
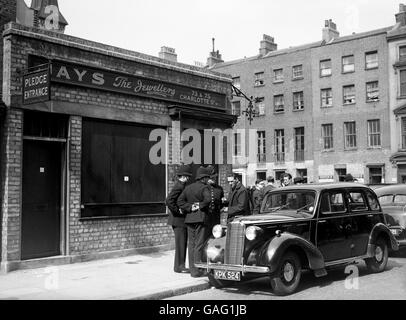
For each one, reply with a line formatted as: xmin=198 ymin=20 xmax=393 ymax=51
xmin=165 ymin=165 xmax=252 ymax=278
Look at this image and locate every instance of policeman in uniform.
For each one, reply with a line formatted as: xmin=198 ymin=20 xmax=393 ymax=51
xmin=165 ymin=165 xmax=192 ymax=273
xmin=207 ymin=167 xmax=224 ymax=229
xmin=177 ymin=167 xmax=212 ymax=278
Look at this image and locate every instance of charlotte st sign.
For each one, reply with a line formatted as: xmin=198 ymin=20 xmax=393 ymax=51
xmin=49 ymin=61 xmax=227 ymax=109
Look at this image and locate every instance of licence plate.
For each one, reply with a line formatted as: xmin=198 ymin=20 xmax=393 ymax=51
xmin=214 ymin=270 xmax=241 ymax=281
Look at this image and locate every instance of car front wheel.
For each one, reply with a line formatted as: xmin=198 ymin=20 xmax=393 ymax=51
xmin=270 ymin=251 xmax=302 ymax=296
xmin=365 ymin=237 xmax=388 ymax=273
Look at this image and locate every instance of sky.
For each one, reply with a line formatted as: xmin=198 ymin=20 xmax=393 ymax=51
xmin=31 ymin=0 xmax=402 ymax=65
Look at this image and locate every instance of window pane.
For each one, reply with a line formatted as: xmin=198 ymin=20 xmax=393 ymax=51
xmin=321 ymin=88 xmax=332 ymax=107
xmin=320 ymin=60 xmax=332 ymax=76
xmin=366 ymin=81 xmax=379 ymax=102
xmin=274 ymin=69 xmax=283 ymax=82
xmin=400 ymin=46 xmax=406 ymax=61
xmin=274 ymin=95 xmax=284 ymax=112
xmin=255 ymin=72 xmax=265 ymax=86
xmin=343 ymin=85 xmax=356 ymax=104
xmin=293 ymin=91 xmax=304 ymax=110
xmin=400 ymin=71 xmax=406 ymax=96
xmin=344 ymin=122 xmax=357 ymax=148
xmin=366 ymin=52 xmax=378 ymax=69
xmin=232 ymin=101 xmax=241 ymax=116
xmin=349 ymin=192 xmax=367 ymax=211
xmin=293 ymin=65 xmax=303 ymax=78
xmin=343 ymin=55 xmax=355 ymax=73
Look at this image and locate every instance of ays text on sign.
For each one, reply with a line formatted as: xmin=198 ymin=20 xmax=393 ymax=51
xmin=50 ymin=61 xmax=227 ymax=110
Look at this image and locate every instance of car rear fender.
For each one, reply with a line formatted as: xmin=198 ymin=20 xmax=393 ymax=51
xmin=259 ymin=232 xmax=326 ymax=274
xmin=368 ymin=223 xmax=399 ymax=253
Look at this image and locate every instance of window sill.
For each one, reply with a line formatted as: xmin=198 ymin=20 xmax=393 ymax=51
xmin=320 ymin=74 xmax=332 ymax=78
xmin=343 ymin=103 xmax=356 ymax=106
xmin=274 ymin=111 xmax=285 ymax=115
xmin=365 ymin=66 xmax=379 ymax=71
xmin=292 ymin=77 xmax=304 ymax=81
xmin=321 ymin=105 xmax=333 ymax=109
xmin=366 ymin=99 xmax=380 ymax=103
xmin=293 ymin=108 xmax=304 ymax=112
xmin=367 ymin=146 xmax=382 ymax=150
xmin=273 ymin=80 xmax=284 ymax=84
xmin=342 ymin=70 xmax=355 ymax=74
xmin=397 ymin=96 xmax=406 ymax=100
xmin=321 ymin=149 xmax=335 ymax=153
xmin=254 ymin=84 xmax=265 ymax=88
xmin=344 ymin=148 xmax=358 ymax=152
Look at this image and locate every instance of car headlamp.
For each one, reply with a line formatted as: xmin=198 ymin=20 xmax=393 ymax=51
xmin=212 ymin=224 xmax=225 ymax=239
xmin=246 ymin=226 xmax=263 ymax=241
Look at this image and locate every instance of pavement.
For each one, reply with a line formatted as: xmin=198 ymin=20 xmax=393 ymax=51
xmin=0 ymin=250 xmax=211 ymax=300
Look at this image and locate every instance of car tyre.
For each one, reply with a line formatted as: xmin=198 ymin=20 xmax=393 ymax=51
xmin=270 ymin=251 xmax=302 ymax=296
xmin=208 ymin=272 xmax=234 ymax=289
xmin=365 ymin=237 xmax=388 ymax=273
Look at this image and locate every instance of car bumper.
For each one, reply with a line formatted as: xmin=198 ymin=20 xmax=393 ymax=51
xmin=195 ymin=262 xmax=270 ymax=274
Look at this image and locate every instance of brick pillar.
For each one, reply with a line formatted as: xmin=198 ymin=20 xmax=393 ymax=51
xmin=1 ymin=108 xmax=23 ymax=272
xmin=68 ymin=116 xmax=82 ymax=255
xmin=0 ymin=0 xmax=17 ymax=99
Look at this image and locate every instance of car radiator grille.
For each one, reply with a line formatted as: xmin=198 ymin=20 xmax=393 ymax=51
xmin=224 ymin=222 xmax=245 ymax=265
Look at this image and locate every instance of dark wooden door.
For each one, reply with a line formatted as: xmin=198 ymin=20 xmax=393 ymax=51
xmin=22 ymin=140 xmax=61 ymax=260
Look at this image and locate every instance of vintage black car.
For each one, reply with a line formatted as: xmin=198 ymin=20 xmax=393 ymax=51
xmin=374 ymin=184 xmax=406 ymax=247
xmin=195 ymin=183 xmax=399 ymax=296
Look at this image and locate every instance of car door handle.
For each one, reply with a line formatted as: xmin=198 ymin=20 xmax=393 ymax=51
xmin=367 ymin=214 xmax=374 ymax=218
xmin=318 ymin=220 xmax=327 ymax=224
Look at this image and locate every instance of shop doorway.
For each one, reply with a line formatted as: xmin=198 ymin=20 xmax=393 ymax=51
xmin=22 ymin=140 xmax=62 ymax=260
xmin=21 ymin=111 xmax=67 ymax=260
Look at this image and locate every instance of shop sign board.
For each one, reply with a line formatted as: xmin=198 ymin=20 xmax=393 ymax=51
xmin=22 ymin=69 xmax=51 ymax=105
xmin=50 ymin=61 xmax=227 ymax=110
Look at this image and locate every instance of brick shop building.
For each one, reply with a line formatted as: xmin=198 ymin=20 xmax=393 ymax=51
xmin=0 ymin=12 xmax=235 ymax=271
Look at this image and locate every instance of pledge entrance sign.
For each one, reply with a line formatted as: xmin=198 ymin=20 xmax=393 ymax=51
xmin=22 ymin=69 xmax=51 ymax=105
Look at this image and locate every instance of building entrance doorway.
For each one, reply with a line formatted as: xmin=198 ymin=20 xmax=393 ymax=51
xmin=21 ymin=140 xmax=63 ymax=260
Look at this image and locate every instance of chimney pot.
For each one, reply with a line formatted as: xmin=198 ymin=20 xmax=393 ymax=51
xmin=259 ymin=34 xmax=277 ymax=56
xmin=159 ymin=46 xmax=178 ymax=63
xmin=322 ymin=19 xmax=339 ymax=42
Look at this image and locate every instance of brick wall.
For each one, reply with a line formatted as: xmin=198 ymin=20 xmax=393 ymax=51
xmin=0 ymin=0 xmax=16 ymax=98
xmin=1 ymin=108 xmax=23 ymax=263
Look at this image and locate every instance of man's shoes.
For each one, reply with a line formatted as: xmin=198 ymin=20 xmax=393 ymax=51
xmin=174 ymin=267 xmax=190 ymax=274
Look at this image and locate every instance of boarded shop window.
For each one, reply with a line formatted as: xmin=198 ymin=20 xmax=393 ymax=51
xmin=81 ymin=119 xmax=166 ymax=218
xmin=24 ymin=110 xmax=68 ymax=139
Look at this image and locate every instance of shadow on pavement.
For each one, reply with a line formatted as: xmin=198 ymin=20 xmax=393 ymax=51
xmin=211 ymin=259 xmax=404 ymax=297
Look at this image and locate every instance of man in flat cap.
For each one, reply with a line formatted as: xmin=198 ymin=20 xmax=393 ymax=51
xmin=165 ymin=165 xmax=192 ymax=274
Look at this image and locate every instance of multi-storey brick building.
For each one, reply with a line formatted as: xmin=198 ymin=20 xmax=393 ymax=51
xmin=211 ymin=8 xmax=403 ymax=187
xmin=0 ymin=0 xmax=235 ymax=272
xmin=388 ymin=4 xmax=406 ymax=183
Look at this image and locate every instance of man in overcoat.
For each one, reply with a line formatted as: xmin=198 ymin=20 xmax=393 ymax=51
xmin=177 ymin=167 xmax=212 ymax=278
xmin=222 ymin=174 xmax=251 ymax=222
xmin=165 ymin=165 xmax=192 ymax=273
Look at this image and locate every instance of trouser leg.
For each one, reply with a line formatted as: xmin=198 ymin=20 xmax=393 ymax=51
xmin=173 ymin=226 xmax=188 ymax=272
xmin=187 ymin=224 xmax=199 ymax=277
xmin=195 ymin=224 xmax=210 ymax=265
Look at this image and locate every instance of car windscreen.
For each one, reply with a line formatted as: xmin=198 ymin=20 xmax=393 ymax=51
xmin=262 ymin=191 xmax=316 ymax=216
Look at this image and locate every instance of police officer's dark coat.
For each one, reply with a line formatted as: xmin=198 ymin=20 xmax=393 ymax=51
xmin=227 ymin=182 xmax=251 ymax=219
xmin=177 ymin=181 xmax=211 ymax=225
xmin=208 ymin=184 xmax=224 ymax=226
xmin=166 ymin=180 xmax=187 ymax=227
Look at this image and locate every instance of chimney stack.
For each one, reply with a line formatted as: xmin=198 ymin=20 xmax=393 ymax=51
xmin=259 ymin=34 xmax=277 ymax=56
xmin=159 ymin=46 xmax=178 ymax=63
xmin=207 ymin=38 xmax=224 ymax=67
xmin=322 ymin=19 xmax=339 ymax=42
xmin=396 ymin=3 xmax=406 ymax=26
